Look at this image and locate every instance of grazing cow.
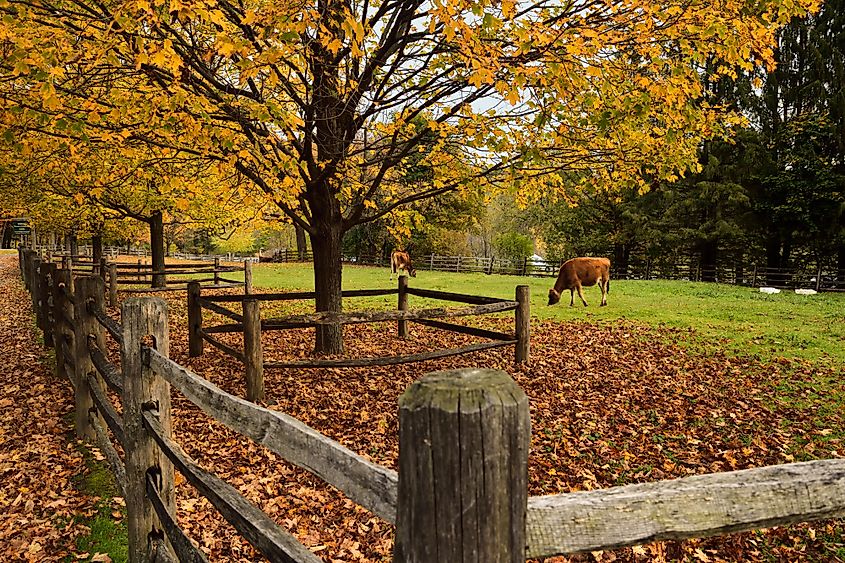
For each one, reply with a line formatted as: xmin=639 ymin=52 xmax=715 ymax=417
xmin=391 ymin=250 xmax=417 ymax=278
xmin=548 ymin=257 xmax=610 ymax=307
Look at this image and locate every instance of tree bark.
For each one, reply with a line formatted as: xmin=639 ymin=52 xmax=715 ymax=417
xmin=613 ymin=243 xmax=629 ymax=279
xmin=92 ymin=235 xmax=103 ymax=265
xmin=67 ymin=232 xmax=79 ymax=257
xmin=149 ymin=211 xmax=166 ymax=288
xmin=310 ymin=223 xmax=344 ymax=354
xmin=699 ymin=240 xmax=718 ymax=282
xmin=296 ymin=225 xmax=308 ymax=261
xmin=1 ymin=223 xmax=11 ymax=249
xmin=837 ymin=243 xmax=845 ymax=283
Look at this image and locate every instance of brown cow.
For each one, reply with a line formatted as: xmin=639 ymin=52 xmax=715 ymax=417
xmin=548 ymin=257 xmax=610 ymax=307
xmin=390 ymin=250 xmax=417 ymax=278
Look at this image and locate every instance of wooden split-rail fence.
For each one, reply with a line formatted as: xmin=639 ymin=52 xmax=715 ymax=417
xmin=18 ymin=250 xmax=845 ymax=562
xmin=188 ymin=276 xmax=530 ymax=401
xmin=25 ymin=250 xmax=246 ymax=295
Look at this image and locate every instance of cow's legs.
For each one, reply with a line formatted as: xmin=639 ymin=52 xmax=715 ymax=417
xmin=600 ymin=279 xmax=608 ymax=306
xmin=576 ymin=283 xmax=588 ymax=307
xmin=569 ymin=289 xmax=575 ymax=306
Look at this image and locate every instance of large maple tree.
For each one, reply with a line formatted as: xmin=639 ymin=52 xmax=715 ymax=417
xmin=0 ymin=0 xmax=818 ymax=351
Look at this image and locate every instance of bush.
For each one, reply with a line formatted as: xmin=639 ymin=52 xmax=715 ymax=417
xmin=494 ymin=232 xmax=533 ymax=262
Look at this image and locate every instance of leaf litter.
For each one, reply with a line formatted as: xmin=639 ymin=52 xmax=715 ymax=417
xmin=2 ymin=259 xmax=842 ymax=562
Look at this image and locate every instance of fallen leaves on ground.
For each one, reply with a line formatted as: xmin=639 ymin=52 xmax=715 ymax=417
xmin=4 ymin=264 xmax=843 ymax=562
xmin=0 ymin=257 xmax=102 ymax=561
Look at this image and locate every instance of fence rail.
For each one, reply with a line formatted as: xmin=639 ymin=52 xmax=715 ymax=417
xmin=189 ymin=277 xmax=530 ymax=399
xmin=18 ymin=247 xmax=845 ymax=562
xmin=330 ymin=253 xmax=845 ymax=292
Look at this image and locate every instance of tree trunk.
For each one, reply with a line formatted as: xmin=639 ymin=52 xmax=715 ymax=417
xmin=613 ymin=243 xmax=629 ymax=279
xmin=699 ymin=240 xmax=718 ymax=282
xmin=67 ymin=232 xmax=79 ymax=257
xmin=149 ymin=212 xmax=166 ymax=288
xmin=295 ymin=224 xmax=308 ymax=261
xmin=837 ymin=243 xmax=845 ymax=283
xmin=310 ymin=224 xmax=344 ymax=354
xmin=1 ymin=223 xmax=11 ymax=249
xmin=765 ymin=230 xmax=781 ymax=285
xmin=92 ymin=235 xmax=103 ymax=264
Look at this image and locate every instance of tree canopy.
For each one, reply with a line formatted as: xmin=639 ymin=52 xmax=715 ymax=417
xmin=0 ymin=0 xmax=819 ymax=350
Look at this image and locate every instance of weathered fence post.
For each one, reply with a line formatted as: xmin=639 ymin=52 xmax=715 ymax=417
xmin=214 ymin=257 xmax=220 ymax=285
xmin=243 ymin=299 xmax=265 ymax=402
xmin=52 ymin=268 xmax=73 ymax=381
xmin=397 ymin=275 xmax=409 ymax=338
xmin=816 ymin=265 xmax=823 ymax=292
xmin=30 ymin=256 xmax=42 ymax=319
xmin=40 ymin=261 xmax=56 ymax=348
xmin=244 ymin=260 xmax=253 ymax=294
xmin=99 ymin=257 xmax=108 ymax=281
xmin=515 ymin=285 xmax=530 ymax=364
xmin=187 ymin=281 xmax=203 ymax=358
xmin=121 ymin=297 xmax=175 ymax=562
xmin=394 ymin=368 xmax=530 ymax=563
xmin=429 ymin=253 xmax=434 ymax=271
xmin=108 ymin=262 xmax=118 ymax=307
xmin=751 ymin=265 xmax=758 ymax=288
xmin=73 ymin=276 xmax=107 ymax=440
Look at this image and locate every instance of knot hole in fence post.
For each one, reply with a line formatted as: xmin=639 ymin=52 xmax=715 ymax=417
xmin=394 ymin=368 xmax=530 ymax=563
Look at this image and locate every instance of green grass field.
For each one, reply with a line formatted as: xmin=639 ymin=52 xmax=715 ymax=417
xmin=240 ymin=262 xmax=845 ymax=365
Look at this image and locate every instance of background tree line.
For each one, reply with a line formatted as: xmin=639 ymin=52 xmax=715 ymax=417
xmin=360 ymin=3 xmax=844 ymax=281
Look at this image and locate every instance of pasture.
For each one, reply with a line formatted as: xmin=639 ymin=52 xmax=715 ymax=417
xmin=240 ymin=262 xmax=845 ymax=365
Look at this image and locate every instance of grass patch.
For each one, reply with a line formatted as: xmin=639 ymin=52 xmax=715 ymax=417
xmin=62 ymin=415 xmax=128 ymax=563
xmin=72 ymin=442 xmax=128 ymax=562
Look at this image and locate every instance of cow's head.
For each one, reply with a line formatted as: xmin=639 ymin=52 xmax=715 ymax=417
xmin=548 ymin=288 xmax=561 ymax=305
xmin=409 ymin=267 xmax=417 ymax=277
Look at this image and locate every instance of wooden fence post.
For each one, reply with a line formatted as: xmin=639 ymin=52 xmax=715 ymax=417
xmin=187 ymin=281 xmax=203 ymax=358
xmin=429 ymin=253 xmax=434 ymax=271
xmin=73 ymin=276 xmax=107 ymax=440
xmin=398 ymin=275 xmax=409 ymax=338
xmin=99 ymin=257 xmax=108 ymax=281
xmin=244 ymin=260 xmax=253 ymax=294
xmin=30 ymin=256 xmax=42 ymax=319
xmin=108 ymin=263 xmax=118 ymax=307
xmin=243 ymin=299 xmax=264 ymax=402
xmin=121 ymin=297 xmax=175 ymax=563
xmin=214 ymin=257 xmax=220 ymax=285
xmin=751 ymin=265 xmax=758 ymax=288
xmin=394 ymin=368 xmax=530 ymax=563
xmin=816 ymin=265 xmax=823 ymax=292
xmin=515 ymin=285 xmax=530 ymax=364
xmin=52 ymin=268 xmax=72 ymax=381
xmin=40 ymin=262 xmax=56 ymax=348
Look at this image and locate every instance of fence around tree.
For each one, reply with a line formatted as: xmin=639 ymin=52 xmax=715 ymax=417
xmin=188 ymin=276 xmax=531 ymax=401
xmin=17 ymin=246 xmax=845 ymax=562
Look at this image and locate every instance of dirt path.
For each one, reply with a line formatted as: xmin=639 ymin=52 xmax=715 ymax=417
xmin=0 ymin=255 xmax=99 ymax=561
